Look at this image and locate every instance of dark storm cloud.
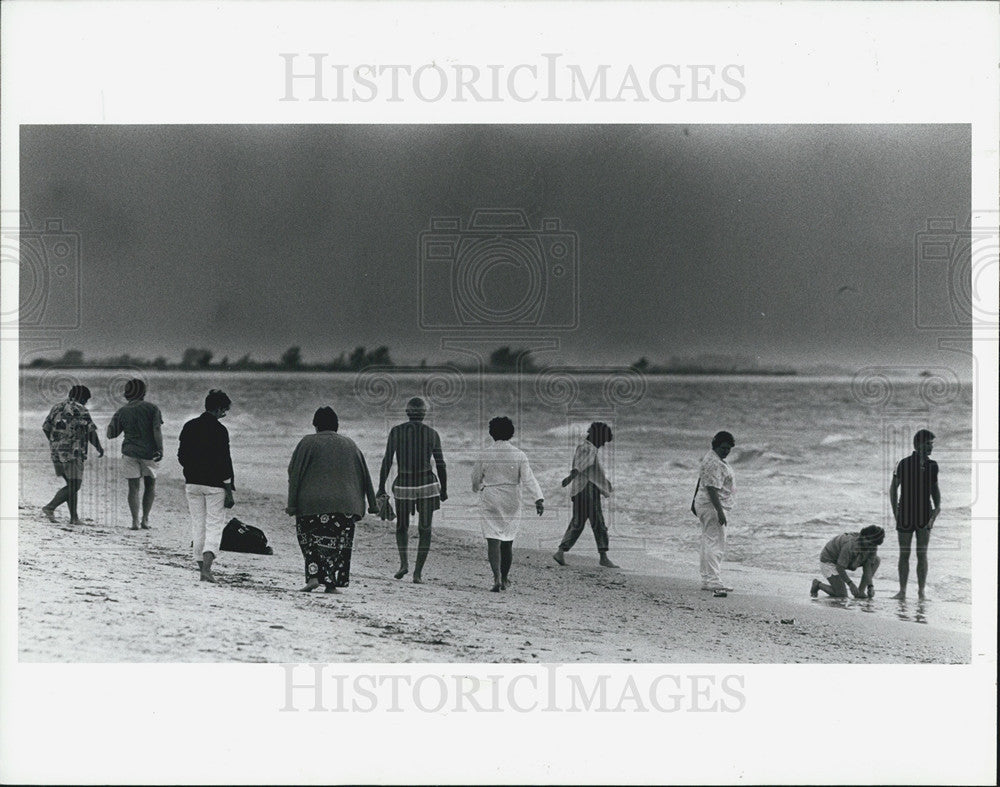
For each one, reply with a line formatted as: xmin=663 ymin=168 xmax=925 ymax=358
xmin=20 ymin=124 xmax=970 ymax=368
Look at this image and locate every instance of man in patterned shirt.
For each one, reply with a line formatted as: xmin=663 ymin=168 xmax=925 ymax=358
xmin=41 ymin=384 xmax=104 ymax=524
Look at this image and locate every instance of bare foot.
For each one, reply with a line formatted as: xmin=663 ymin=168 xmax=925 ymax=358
xmin=412 ymin=575 xmax=423 ymax=584
xmin=552 ymin=551 xmax=566 ymax=566
xmin=68 ymin=517 xmax=81 ymax=525
xmin=918 ymin=590 xmax=926 ymax=600
xmin=41 ymin=507 xmax=57 ymax=523
xmin=891 ymin=591 xmax=906 ymax=600
xmin=299 ymin=579 xmax=320 ymax=592
xmin=501 ymin=578 xmax=510 ymax=590
xmin=130 ymin=525 xmax=140 ymax=531
xmin=394 ymin=567 xmax=409 ymax=580
xmin=323 ymin=585 xmax=339 ymax=594
xmin=599 ymin=557 xmax=619 ymax=568
xmin=490 ymin=583 xmax=501 ymax=592
xmin=810 ymin=579 xmax=820 ymax=597
xmin=199 ymin=569 xmax=217 ymax=583
xmin=140 ymin=521 xmax=150 ymax=530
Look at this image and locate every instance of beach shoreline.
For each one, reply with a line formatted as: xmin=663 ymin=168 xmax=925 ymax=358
xmin=17 ymin=465 xmax=970 ymax=664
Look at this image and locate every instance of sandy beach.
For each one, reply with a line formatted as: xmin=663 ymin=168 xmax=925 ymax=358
xmin=17 ymin=460 xmax=969 ymax=664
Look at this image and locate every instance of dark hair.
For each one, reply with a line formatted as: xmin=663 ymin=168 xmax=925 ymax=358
xmin=859 ymin=525 xmax=885 ymax=547
xmin=712 ymin=430 xmax=736 ymax=449
xmin=489 ymin=416 xmax=515 ymax=441
xmin=587 ymin=422 xmax=613 ymax=444
xmin=313 ymin=406 xmax=339 ymax=432
xmin=68 ymin=384 xmax=91 ymax=403
xmin=205 ymin=389 xmax=232 ymax=412
xmin=405 ymin=396 xmax=427 ymax=421
xmin=124 ymin=378 xmax=146 ymax=401
xmin=913 ymin=429 xmax=935 ymax=447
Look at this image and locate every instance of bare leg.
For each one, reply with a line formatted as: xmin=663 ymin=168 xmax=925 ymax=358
xmin=487 ymin=538 xmax=502 ymax=591
xmin=140 ymin=476 xmax=156 ymax=528
xmin=893 ymin=530 xmax=913 ymax=599
xmin=394 ymin=508 xmax=410 ymax=579
xmin=200 ymin=551 xmax=216 ymax=582
xmin=813 ymin=575 xmax=849 ymax=598
xmin=43 ymin=485 xmax=69 ymax=519
xmin=412 ymin=508 xmax=433 ymax=583
xmin=127 ymin=477 xmax=142 ymax=529
xmin=66 ymin=478 xmax=82 ymax=524
xmin=500 ymin=540 xmax=513 ymax=589
xmin=915 ymin=527 xmax=931 ymax=599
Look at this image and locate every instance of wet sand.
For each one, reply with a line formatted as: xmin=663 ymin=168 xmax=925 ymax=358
xmin=16 ymin=464 xmax=969 ymax=664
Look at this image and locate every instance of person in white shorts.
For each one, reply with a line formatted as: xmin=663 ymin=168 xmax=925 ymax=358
xmin=810 ymin=526 xmax=884 ymax=598
xmin=177 ymin=390 xmax=235 ymax=583
xmin=106 ymin=378 xmax=163 ymax=530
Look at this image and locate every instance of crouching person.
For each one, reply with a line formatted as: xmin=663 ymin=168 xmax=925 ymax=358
xmin=811 ymin=525 xmax=885 ymax=599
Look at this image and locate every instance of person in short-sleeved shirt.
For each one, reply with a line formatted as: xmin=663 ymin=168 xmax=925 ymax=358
xmin=106 ymin=378 xmax=164 ymax=530
xmin=889 ymin=429 xmax=940 ymax=600
xmin=552 ymin=422 xmax=618 ymax=568
xmin=811 ymin=527 xmax=884 ymax=598
xmin=41 ymin=384 xmax=104 ymax=525
xmin=691 ymin=431 xmax=736 ymax=592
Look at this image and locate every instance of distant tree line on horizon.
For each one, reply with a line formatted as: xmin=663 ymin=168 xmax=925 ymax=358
xmin=23 ymin=347 xmax=797 ymax=375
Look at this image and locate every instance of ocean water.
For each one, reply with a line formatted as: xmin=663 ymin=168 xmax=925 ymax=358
xmin=19 ymin=369 xmax=974 ymax=610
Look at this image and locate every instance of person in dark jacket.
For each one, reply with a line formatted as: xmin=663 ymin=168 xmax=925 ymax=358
xmin=177 ymin=389 xmax=235 ymax=583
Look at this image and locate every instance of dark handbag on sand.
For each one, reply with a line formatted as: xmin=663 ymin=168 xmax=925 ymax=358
xmin=220 ymin=517 xmax=273 ymax=555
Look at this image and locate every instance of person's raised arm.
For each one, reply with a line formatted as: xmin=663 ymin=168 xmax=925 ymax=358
xmin=378 ymin=430 xmax=396 ymax=496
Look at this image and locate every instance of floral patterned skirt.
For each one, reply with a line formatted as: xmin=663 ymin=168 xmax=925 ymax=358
xmin=295 ymin=513 xmax=358 ymax=588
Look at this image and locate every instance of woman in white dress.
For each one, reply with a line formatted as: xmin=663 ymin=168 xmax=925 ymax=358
xmin=471 ymin=416 xmax=544 ymax=592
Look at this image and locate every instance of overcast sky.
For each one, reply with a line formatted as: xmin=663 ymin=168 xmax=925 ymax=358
xmin=20 ymin=124 xmax=970 ymax=370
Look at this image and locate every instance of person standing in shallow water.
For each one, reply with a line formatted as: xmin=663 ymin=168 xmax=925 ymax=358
xmin=691 ymin=431 xmax=736 ymax=593
xmin=106 ymin=378 xmax=163 ymax=530
xmin=890 ymin=429 xmax=940 ymax=600
xmin=378 ymin=397 xmax=448 ymax=584
xmin=472 ymin=416 xmax=544 ymax=592
xmin=286 ymin=407 xmax=378 ymax=593
xmin=42 ymin=384 xmax=104 ymax=525
xmin=552 ymin=422 xmax=618 ymax=568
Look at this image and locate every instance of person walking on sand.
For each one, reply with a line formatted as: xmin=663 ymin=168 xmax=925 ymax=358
xmin=691 ymin=431 xmax=736 ymax=593
xmin=41 ymin=384 xmax=104 ymax=524
xmin=177 ymin=389 xmax=235 ymax=583
xmin=552 ymin=422 xmax=618 ymax=568
xmin=890 ymin=429 xmax=940 ymax=600
xmin=286 ymin=407 xmax=378 ymax=593
xmin=378 ymin=397 xmax=448 ymax=584
xmin=811 ymin=526 xmax=885 ymax=598
xmin=472 ymin=416 xmax=544 ymax=592
xmin=106 ymin=378 xmax=163 ymax=530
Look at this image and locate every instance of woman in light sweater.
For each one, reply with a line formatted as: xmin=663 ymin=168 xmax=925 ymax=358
xmin=286 ymin=407 xmax=377 ymax=593
xmin=471 ymin=416 xmax=544 ymax=592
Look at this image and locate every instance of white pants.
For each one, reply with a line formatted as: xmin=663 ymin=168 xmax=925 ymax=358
xmin=186 ymin=484 xmax=225 ymax=560
xmin=697 ymin=505 xmax=728 ymax=587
